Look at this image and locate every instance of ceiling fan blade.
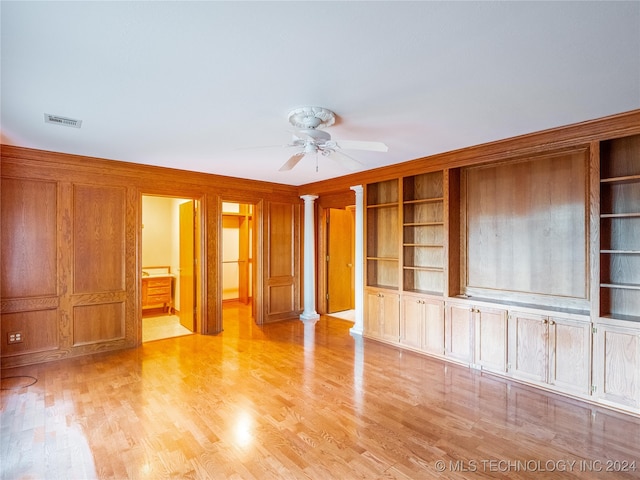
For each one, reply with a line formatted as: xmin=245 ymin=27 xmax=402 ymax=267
xmin=328 ymin=150 xmax=364 ymax=171
xmin=336 ymin=140 xmax=388 ymax=152
xmin=279 ymin=152 xmax=305 ymax=171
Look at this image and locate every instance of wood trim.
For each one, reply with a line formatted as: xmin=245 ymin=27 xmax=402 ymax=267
xmin=299 ymin=109 xmax=640 ymax=195
xmin=589 ymin=141 xmax=601 ymax=323
xmin=1 ymin=145 xmax=299 ymax=199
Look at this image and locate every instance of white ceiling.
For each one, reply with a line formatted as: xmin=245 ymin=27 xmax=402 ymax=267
xmin=2 ymin=1 xmax=639 ymax=186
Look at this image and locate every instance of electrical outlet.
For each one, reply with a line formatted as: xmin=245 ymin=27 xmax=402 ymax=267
xmin=8 ymin=331 xmax=23 ymax=344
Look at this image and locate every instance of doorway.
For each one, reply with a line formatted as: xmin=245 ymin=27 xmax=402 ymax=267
xmin=141 ymin=195 xmax=200 ymax=342
xmin=221 ymin=201 xmax=255 ymax=331
xmin=326 ymin=207 xmax=355 ymax=316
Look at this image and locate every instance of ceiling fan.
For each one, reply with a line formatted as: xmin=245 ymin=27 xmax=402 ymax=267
xmin=279 ymin=106 xmax=388 ymax=172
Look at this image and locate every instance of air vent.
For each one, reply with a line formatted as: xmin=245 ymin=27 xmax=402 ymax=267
xmin=44 ymin=114 xmax=82 ymax=128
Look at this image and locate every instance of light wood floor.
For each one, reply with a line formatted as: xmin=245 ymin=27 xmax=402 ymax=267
xmin=142 ymin=314 xmax=193 ymax=343
xmin=2 ymin=303 xmax=640 ymax=479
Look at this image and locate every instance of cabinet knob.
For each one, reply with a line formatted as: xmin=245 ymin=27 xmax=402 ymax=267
xmin=543 ymin=319 xmax=548 ymax=324
xmin=549 ymin=320 xmax=555 ymax=326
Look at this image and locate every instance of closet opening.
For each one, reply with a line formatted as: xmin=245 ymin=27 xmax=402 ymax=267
xmin=221 ymin=201 xmax=255 ymax=334
xmin=141 ymin=195 xmax=201 ymax=342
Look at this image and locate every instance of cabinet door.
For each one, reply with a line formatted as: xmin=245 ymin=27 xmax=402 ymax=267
xmin=474 ymin=307 xmax=508 ymax=373
xmin=445 ymin=304 xmax=473 ymax=363
xmin=593 ymin=323 xmax=640 ymax=410
xmin=380 ymin=292 xmax=400 ymax=343
xmin=422 ymin=298 xmax=445 ymax=356
xmin=365 ymin=290 xmax=382 ymax=339
xmin=548 ymin=317 xmax=591 ymax=396
xmin=508 ymin=312 xmax=548 ymax=383
xmin=401 ymin=295 xmax=423 ymax=350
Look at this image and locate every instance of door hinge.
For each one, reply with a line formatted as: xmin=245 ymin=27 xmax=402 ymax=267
xmin=326 ymin=293 xmax=329 ymax=300
xmin=326 ymin=255 xmax=330 ymax=262
xmin=591 ymin=385 xmax=597 ymax=394
xmin=592 ymin=326 xmax=598 ymax=334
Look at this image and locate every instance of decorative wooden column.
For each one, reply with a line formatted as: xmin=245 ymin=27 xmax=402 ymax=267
xmin=300 ymin=194 xmax=320 ymax=322
xmin=350 ymin=185 xmax=364 ymax=335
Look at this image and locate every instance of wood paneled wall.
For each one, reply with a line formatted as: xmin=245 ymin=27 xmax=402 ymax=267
xmin=462 ymin=148 xmax=588 ymax=308
xmin=264 ymin=202 xmax=301 ymax=323
xmin=3 ymin=109 xmax=640 ymax=367
xmin=1 ymin=147 xmax=301 ymax=367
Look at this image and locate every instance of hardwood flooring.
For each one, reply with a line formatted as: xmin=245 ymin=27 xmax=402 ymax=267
xmin=2 ymin=303 xmax=640 ymax=479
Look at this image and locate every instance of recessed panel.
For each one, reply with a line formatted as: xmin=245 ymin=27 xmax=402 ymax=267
xmin=73 ymin=303 xmax=125 ymax=345
xmin=1 ymin=178 xmax=57 ymax=298
xmin=73 ymin=184 xmax=126 ymax=293
xmin=1 ymin=309 xmax=58 ymax=355
xmin=465 ymin=151 xmax=587 ymax=298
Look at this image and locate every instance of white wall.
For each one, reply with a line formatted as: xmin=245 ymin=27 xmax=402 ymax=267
xmin=142 ymin=196 xmax=175 ymax=267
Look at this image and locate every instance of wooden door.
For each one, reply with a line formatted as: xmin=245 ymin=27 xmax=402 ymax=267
xmin=400 ymin=294 xmax=423 ymax=350
xmin=365 ymin=290 xmax=382 ymax=339
xmin=445 ymin=303 xmax=474 ymax=363
xmin=422 ymin=298 xmax=445 ymax=356
xmin=548 ymin=316 xmax=591 ymax=396
xmin=381 ymin=292 xmax=400 ymax=343
xmin=327 ymin=208 xmax=354 ymax=313
xmin=179 ymin=200 xmax=195 ymax=331
xmin=508 ymin=312 xmax=548 ymax=383
xmin=593 ymin=323 xmax=640 ymax=409
xmin=264 ymin=202 xmax=299 ymax=323
xmin=474 ymin=307 xmax=508 ymax=373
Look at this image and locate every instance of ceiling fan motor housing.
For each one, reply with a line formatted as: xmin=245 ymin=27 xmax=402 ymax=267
xmin=298 ymin=128 xmax=331 ymax=142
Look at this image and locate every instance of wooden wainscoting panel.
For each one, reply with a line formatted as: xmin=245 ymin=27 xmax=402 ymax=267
xmin=267 ymin=284 xmax=295 ymax=315
xmin=73 ymin=302 xmax=125 ymax=345
xmin=73 ymin=184 xmax=126 ymax=293
xmin=1 ymin=178 xmax=57 ymax=298
xmin=0 ymin=309 xmax=58 ymax=356
xmin=267 ymin=202 xmax=295 ymax=277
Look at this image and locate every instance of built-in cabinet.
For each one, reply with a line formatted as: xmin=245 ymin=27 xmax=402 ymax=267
xmin=363 ymin=130 xmax=640 ymax=417
xmin=403 ymin=172 xmax=445 ymax=295
xmin=365 ymin=289 xmax=400 ymax=343
xmin=444 ymin=303 xmax=474 ymax=364
xmin=400 ymin=294 xmax=444 ymax=355
xmin=592 ymin=320 xmax=640 ymax=410
xmin=473 ymin=306 xmax=508 ymax=374
xmin=508 ymin=310 xmax=591 ymax=396
xmin=599 ymin=136 xmax=640 ymax=322
xmin=366 ymin=179 xmax=399 ymax=290
xmin=592 ymin=134 xmax=640 ymax=413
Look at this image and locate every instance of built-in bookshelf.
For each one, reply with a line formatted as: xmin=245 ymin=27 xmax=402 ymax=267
xmin=402 ymin=172 xmax=444 ymax=295
xmin=366 ymin=179 xmax=399 ymax=289
xmin=600 ymin=134 xmax=640 ymax=322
